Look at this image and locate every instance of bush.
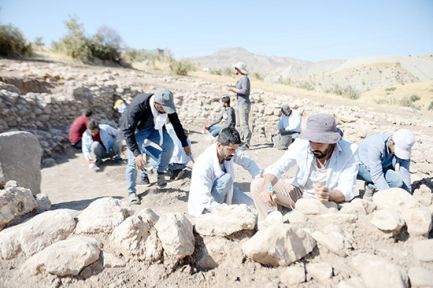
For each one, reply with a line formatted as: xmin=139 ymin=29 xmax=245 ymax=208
xmin=253 ymin=72 xmax=263 ymax=81
xmin=169 ymin=60 xmax=195 ymax=76
xmin=326 ymin=84 xmax=359 ymax=99
xmin=123 ymin=48 xmax=173 ymax=65
xmin=0 ymin=24 xmax=33 ymax=57
xmin=52 ymin=17 xmax=123 ymax=63
xmin=410 ymin=94 xmax=420 ymax=102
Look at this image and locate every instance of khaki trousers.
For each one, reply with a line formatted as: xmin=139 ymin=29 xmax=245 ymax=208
xmin=251 ymin=178 xmax=303 ymax=220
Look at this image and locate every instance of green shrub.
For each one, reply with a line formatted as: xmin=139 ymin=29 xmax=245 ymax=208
xmin=209 ymin=69 xmax=222 ymax=75
xmin=410 ymin=94 xmax=420 ymax=102
xmin=398 ymin=96 xmax=417 ymax=108
xmin=385 ymin=87 xmax=396 ymax=92
xmin=123 ymin=48 xmax=173 ymax=65
xmin=253 ymin=72 xmax=263 ymax=81
xmin=169 ymin=60 xmax=195 ymax=76
xmin=0 ymin=24 xmax=33 ymax=57
xmin=326 ymin=84 xmax=359 ymax=99
xmin=53 ymin=17 xmax=123 ymax=63
xmin=223 ymin=67 xmax=232 ymax=76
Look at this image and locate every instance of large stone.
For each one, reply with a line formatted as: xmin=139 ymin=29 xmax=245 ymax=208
xmin=242 ymin=223 xmax=316 ymax=267
xmin=294 ymin=198 xmax=337 ymax=215
xmin=412 ymin=184 xmax=433 ymax=207
xmin=370 ymin=210 xmax=405 ymax=237
xmin=110 ymin=208 xmax=162 ymax=262
xmin=373 ymin=188 xmax=418 ymax=213
xmin=351 ymin=253 xmax=408 ymax=288
xmin=311 ymin=224 xmax=350 ymax=256
xmin=340 ymin=198 xmax=376 ymax=215
xmin=197 ymin=236 xmax=243 ymax=270
xmin=307 ymin=262 xmax=333 ymax=281
xmin=154 ymin=213 xmax=195 ymax=260
xmin=408 ymin=267 xmax=433 ymax=287
xmin=102 ymin=251 xmax=126 ymax=268
xmin=21 ymin=236 xmax=100 ymax=276
xmin=413 ymin=239 xmax=433 ymax=262
xmin=0 ymin=181 xmax=37 ymax=227
xmin=283 ymin=209 xmax=306 ymax=224
xmin=194 ymin=204 xmax=257 ymax=236
xmin=75 ymin=197 xmax=130 ymax=234
xmin=401 ymin=207 xmax=432 ymax=237
xmin=337 ymin=277 xmax=365 ymax=288
xmin=35 ymin=193 xmax=51 ymax=213
xmin=280 ymin=265 xmax=305 ymax=285
xmin=0 ymin=131 xmax=42 ymax=195
xmin=0 ymin=209 xmax=76 ymax=259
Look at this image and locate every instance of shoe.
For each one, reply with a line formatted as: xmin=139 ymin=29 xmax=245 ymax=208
xmin=157 ymin=173 xmax=167 ymax=188
xmin=112 ymin=156 xmax=123 ymax=164
xmin=175 ymin=169 xmax=187 ymax=180
xmin=170 ymin=169 xmax=181 ymax=180
xmin=89 ymin=163 xmax=100 ymax=172
xmin=95 ymin=159 xmax=103 ymax=168
xmin=128 ymin=193 xmax=141 ymax=205
xmin=137 ymin=175 xmax=151 ymax=187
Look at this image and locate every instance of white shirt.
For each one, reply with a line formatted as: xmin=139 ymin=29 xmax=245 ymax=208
xmin=166 ymin=123 xmax=191 ymax=165
xmin=276 ymin=111 xmax=302 ymax=136
xmin=264 ymin=138 xmax=359 ymax=201
xmin=188 ymin=143 xmax=261 ymax=216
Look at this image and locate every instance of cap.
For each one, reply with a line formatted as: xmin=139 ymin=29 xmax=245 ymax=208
xmin=392 ymin=129 xmax=415 ymax=160
xmin=154 ymin=88 xmax=176 ymax=114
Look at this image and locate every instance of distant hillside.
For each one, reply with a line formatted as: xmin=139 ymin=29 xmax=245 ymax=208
xmin=187 ymin=48 xmax=433 ymax=95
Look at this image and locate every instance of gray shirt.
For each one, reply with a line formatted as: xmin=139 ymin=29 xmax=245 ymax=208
xmin=209 ymin=107 xmax=236 ymax=129
xmin=235 ymin=76 xmax=250 ymax=105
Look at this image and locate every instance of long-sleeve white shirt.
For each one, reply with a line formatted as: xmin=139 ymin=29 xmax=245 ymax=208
xmin=264 ymin=138 xmax=359 ymax=201
xmin=276 ymin=111 xmax=302 ymax=136
xmin=188 ymin=143 xmax=261 ymax=216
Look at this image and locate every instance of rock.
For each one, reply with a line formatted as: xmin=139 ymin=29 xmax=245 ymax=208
xmin=340 ymin=198 xmax=376 ymax=215
xmin=75 ymin=197 xmax=130 ymax=234
xmin=102 ymin=251 xmax=126 ymax=268
xmin=0 ymin=131 xmax=42 ymax=195
xmin=370 ymin=210 xmax=405 ymax=237
xmin=337 ymin=277 xmax=365 ymax=288
xmin=35 ymin=193 xmax=51 ymax=213
xmin=242 ymin=223 xmax=316 ymax=267
xmin=373 ymin=188 xmax=418 ymax=213
xmin=401 ymin=207 xmax=432 ymax=237
xmin=110 ymin=209 xmax=162 ymax=262
xmin=282 ymin=209 xmax=306 ymax=223
xmin=0 ymin=209 xmax=76 ymax=259
xmin=280 ymin=264 xmax=305 ymax=285
xmin=408 ymin=267 xmax=433 ymax=288
xmin=197 ymin=236 xmax=243 ymax=270
xmin=412 ymin=185 xmax=433 ymax=207
xmin=21 ymin=236 xmax=100 ymax=276
xmin=311 ymin=224 xmax=350 ymax=256
xmin=307 ymin=262 xmax=333 ymax=281
xmin=0 ymin=182 xmax=37 ymax=227
xmin=259 ymin=210 xmax=283 ymax=230
xmin=351 ymin=253 xmax=408 ymax=288
xmin=194 ymin=204 xmax=257 ymax=236
xmin=154 ymin=213 xmax=195 ymax=260
xmin=319 ymin=212 xmax=358 ymax=224
xmin=294 ymin=198 xmax=337 ymax=215
xmin=413 ymin=239 xmax=433 ymax=262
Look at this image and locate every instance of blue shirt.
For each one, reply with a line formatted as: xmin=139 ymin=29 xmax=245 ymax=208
xmin=358 ymin=132 xmax=411 ymax=191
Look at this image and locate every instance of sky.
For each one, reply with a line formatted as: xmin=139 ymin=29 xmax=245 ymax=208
xmin=1 ymin=0 xmax=432 ymax=61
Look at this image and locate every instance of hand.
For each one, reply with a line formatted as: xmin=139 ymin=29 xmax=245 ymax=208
xmin=260 ymin=188 xmax=277 ymax=207
xmin=183 ymin=146 xmax=191 ymax=156
xmin=203 ymin=125 xmax=209 ymax=130
xmin=135 ymin=154 xmax=146 ymax=171
xmin=314 ymin=184 xmax=330 ymax=202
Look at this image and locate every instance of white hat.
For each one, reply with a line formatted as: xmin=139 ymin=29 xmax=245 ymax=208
xmin=392 ymin=129 xmax=415 ymax=160
xmin=233 ymin=62 xmax=248 ymax=75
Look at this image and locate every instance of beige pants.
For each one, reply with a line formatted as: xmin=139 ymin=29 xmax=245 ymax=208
xmin=251 ymin=178 xmax=303 ymax=220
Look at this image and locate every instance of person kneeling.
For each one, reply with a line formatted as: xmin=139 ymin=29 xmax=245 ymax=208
xmin=251 ymin=113 xmax=359 ymax=221
xmin=188 ymin=127 xmax=261 ymax=216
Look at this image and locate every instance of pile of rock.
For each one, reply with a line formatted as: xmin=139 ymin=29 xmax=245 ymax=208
xmin=0 ymin=191 xmax=431 ymax=287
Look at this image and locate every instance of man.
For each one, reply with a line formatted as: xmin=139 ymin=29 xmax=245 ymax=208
xmin=228 ymin=62 xmax=251 ymax=150
xmin=204 ymin=95 xmax=236 ymax=137
xmin=188 ymin=127 xmax=261 ymax=217
xmin=82 ymin=120 xmax=121 ymax=171
xmin=272 ymin=104 xmax=302 ymax=149
xmin=121 ymin=88 xmax=191 ymax=204
xmin=68 ymin=109 xmax=93 ymax=149
xmin=251 ymin=113 xmax=359 ymax=220
xmin=357 ymin=129 xmax=415 ymax=195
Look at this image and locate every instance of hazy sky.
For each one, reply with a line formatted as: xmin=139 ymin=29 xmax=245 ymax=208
xmin=1 ymin=0 xmax=432 ymax=60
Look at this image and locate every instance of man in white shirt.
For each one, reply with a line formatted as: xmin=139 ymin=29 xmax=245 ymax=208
xmin=251 ymin=113 xmax=359 ymax=220
xmin=188 ymin=127 xmax=261 ymax=216
xmin=272 ymin=104 xmax=302 ymax=149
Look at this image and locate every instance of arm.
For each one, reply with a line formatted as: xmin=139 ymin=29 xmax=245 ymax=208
xmin=120 ymin=101 xmax=144 ymax=157
xmin=226 ymin=108 xmax=236 ymax=128
xmin=234 ymin=150 xmax=261 ymax=178
xmin=81 ymin=132 xmax=92 ymax=161
xmin=397 ymin=159 xmax=411 ymax=192
xmin=367 ymin=147 xmax=389 ymax=190
xmin=208 ymin=111 xmax=224 ymax=128
xmin=168 ymin=112 xmax=189 ymax=148
xmin=334 ymin=146 xmax=360 ymax=201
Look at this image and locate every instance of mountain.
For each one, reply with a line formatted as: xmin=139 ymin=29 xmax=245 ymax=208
xmin=187 ymin=48 xmax=433 ymax=94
